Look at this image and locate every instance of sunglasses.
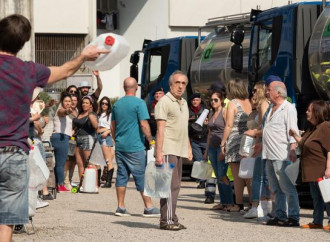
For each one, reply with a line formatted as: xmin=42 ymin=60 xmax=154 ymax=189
xmin=210 ymin=98 xmax=219 ymax=103
xmin=69 ymin=90 xmax=78 ymax=94
xmin=101 ymin=102 xmax=109 ymax=106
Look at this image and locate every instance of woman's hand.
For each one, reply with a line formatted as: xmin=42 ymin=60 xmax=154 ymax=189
xmin=289 ymin=129 xmax=297 ymax=137
xmin=244 ymin=129 xmax=257 ymax=137
xmin=325 ymin=168 xmax=330 ymax=179
xmin=203 ymin=152 xmax=208 ymax=162
xmin=101 ymin=131 xmax=108 ymax=139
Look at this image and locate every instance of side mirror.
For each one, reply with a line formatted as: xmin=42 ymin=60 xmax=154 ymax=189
xmin=130 ymin=51 xmax=140 ymax=65
xmin=231 ymin=44 xmax=243 ymax=72
xmin=230 ymin=25 xmax=245 ymax=45
xmin=130 ymin=51 xmax=140 ymax=81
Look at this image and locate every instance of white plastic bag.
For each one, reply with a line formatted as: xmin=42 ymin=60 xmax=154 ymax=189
xmin=285 ymin=159 xmax=300 ymax=185
xmin=89 ymin=141 xmax=107 ymax=166
xmin=191 ymin=161 xmax=213 ymax=179
xmin=238 ymin=157 xmax=255 ymax=179
xmin=144 ymin=161 xmax=174 ymax=198
xmin=29 ymin=145 xmax=50 ymax=190
xmin=239 ymin=135 xmax=255 ymax=157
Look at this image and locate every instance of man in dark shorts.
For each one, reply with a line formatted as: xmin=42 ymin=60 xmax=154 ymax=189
xmin=0 ymin=14 xmax=108 ymax=241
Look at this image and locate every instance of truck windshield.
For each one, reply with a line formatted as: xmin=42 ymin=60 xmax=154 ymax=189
xmin=258 ymin=22 xmax=272 ymax=69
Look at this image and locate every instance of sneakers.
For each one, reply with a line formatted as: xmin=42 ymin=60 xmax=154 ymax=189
xmin=204 ymin=196 xmax=214 ymax=204
xmin=57 ymin=185 xmax=70 ymax=192
xmin=42 ymin=193 xmax=54 ymax=200
xmin=115 ymin=207 xmax=131 ymax=217
xmin=36 ymin=197 xmax=49 ymax=209
xmin=160 ymin=224 xmax=181 ymax=231
xmin=301 ymin=223 xmax=323 ymax=229
xmin=143 ymin=207 xmax=161 ymax=217
xmin=243 ymin=207 xmax=258 ymax=219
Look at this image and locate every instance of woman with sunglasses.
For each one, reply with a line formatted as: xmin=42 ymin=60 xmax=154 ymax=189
xmin=72 ymin=95 xmax=98 ymax=180
xmin=51 ymin=92 xmax=75 ymax=192
xmin=204 ymin=90 xmax=234 ymax=210
xmin=97 ymin=96 xmax=115 ymax=188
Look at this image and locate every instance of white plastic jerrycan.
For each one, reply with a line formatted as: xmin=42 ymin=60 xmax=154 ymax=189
xmin=84 ymin=33 xmax=130 ymax=71
xmin=82 ymin=165 xmax=98 ymax=193
xmin=317 ymin=177 xmax=330 ymax=203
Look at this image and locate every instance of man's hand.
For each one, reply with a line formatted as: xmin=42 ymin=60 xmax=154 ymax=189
xmin=188 ymin=150 xmax=193 ymax=162
xmin=325 ymin=168 xmax=330 ymax=179
xmin=289 ymin=149 xmax=297 ymax=163
xmin=82 ymin=45 xmax=110 ymax=61
xmin=155 ymin=154 xmax=163 ymax=166
xmin=244 ymin=129 xmax=257 ymax=137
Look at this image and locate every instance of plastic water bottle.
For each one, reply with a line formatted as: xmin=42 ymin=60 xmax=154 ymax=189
xmin=68 ymin=137 xmax=76 ymax=156
xmin=84 ymin=33 xmax=130 ymax=71
xmin=239 ymin=134 xmax=255 ymax=157
xmin=317 ymin=177 xmax=330 ymax=203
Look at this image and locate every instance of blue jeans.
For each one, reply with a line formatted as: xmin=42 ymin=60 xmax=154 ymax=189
xmin=208 ymin=147 xmax=234 ymax=204
xmin=191 ymin=140 xmax=206 ymax=161
xmin=0 ymin=147 xmax=29 ymax=224
xmin=251 ymin=156 xmax=271 ymax=202
xmin=309 ymin=182 xmax=330 ymax=225
xmin=266 ymin=159 xmax=300 ymax=221
xmin=115 ymin=150 xmax=146 ymax=191
xmin=51 ymin=133 xmax=70 ymax=185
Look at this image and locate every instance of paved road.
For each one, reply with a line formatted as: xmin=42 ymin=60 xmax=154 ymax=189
xmin=13 ymin=178 xmax=329 ymax=242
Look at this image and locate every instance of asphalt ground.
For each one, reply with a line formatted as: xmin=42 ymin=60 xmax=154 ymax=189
xmin=12 ymin=175 xmax=330 ymax=242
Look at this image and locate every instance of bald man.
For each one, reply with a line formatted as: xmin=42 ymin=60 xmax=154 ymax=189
xmin=262 ymin=78 xmax=300 ymax=227
xmin=111 ymin=77 xmax=160 ymax=217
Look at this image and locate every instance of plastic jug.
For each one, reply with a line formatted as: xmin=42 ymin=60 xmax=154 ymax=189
xmin=317 ymin=177 xmax=330 ymax=203
xmin=82 ymin=165 xmax=98 ymax=193
xmin=68 ymin=137 xmax=76 ymax=156
xmin=238 ymin=157 xmax=255 ymax=179
xmin=144 ymin=161 xmax=174 ymax=198
xmin=191 ymin=161 xmax=213 ymax=179
xmin=239 ymin=134 xmax=255 ymax=157
xmin=84 ymin=33 xmax=130 ymax=71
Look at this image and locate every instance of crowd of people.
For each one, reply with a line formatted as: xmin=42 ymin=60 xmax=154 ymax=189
xmin=0 ymin=13 xmax=329 ymax=241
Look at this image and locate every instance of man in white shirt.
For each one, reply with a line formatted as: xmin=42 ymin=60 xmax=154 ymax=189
xmin=262 ymin=76 xmax=300 ymax=227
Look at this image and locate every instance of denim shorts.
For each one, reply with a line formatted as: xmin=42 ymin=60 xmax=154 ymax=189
xmin=76 ymin=135 xmax=95 ymax=151
xmin=97 ymin=133 xmax=113 ymax=147
xmin=115 ymin=150 xmax=146 ymax=191
xmin=0 ymin=147 xmax=29 ymax=225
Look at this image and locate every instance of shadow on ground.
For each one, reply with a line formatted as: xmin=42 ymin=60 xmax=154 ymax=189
xmin=112 ymin=221 xmax=159 ymax=229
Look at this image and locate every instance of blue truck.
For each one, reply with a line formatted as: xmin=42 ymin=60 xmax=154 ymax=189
xmin=130 ymin=2 xmax=330 ymax=203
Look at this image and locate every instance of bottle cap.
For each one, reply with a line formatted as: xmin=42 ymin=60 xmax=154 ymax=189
xmin=105 ymin=36 xmax=115 ymax=46
xmin=317 ymin=177 xmax=323 ymax=182
xmin=169 ymin=163 xmax=175 ymax=169
xmin=71 ymin=136 xmax=75 ymax=141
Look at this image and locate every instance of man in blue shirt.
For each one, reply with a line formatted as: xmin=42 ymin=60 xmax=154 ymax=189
xmin=111 ymin=77 xmax=160 ymax=217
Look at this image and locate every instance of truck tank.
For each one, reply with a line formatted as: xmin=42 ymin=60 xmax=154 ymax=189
xmin=190 ymin=27 xmax=250 ymax=96
xmin=309 ymin=6 xmax=330 ymax=100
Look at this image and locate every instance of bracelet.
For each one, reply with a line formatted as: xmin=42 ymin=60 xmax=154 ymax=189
xmin=149 ymin=140 xmax=155 ymax=145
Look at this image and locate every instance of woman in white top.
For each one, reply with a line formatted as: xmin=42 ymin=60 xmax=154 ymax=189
xmin=51 ymin=92 xmax=76 ymax=192
xmin=97 ymin=96 xmax=114 ymax=187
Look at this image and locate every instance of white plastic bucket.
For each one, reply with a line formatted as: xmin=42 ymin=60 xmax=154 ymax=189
xmin=84 ymin=33 xmax=130 ymax=71
xmin=318 ymin=177 xmax=330 ymax=203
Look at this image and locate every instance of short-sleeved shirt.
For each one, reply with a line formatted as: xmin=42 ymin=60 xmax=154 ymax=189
xmin=262 ymin=100 xmax=298 ymax=161
xmin=111 ymin=96 xmax=149 ymax=152
xmin=155 ymin=92 xmax=189 ymax=158
xmin=300 ymin=121 xmax=330 ymax=182
xmin=98 ymin=112 xmax=111 ymax=129
xmin=0 ymin=54 xmax=50 ymax=153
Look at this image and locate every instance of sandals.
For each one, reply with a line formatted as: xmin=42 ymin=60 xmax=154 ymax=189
xmin=226 ymin=204 xmax=242 ymax=212
xmin=211 ymin=204 xmax=226 ymax=210
xmin=160 ymin=224 xmax=181 ymax=231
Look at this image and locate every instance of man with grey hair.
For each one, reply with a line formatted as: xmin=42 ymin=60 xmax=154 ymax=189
xmin=111 ymin=77 xmax=160 ymax=217
xmin=155 ymin=70 xmax=193 ymax=230
xmin=262 ymin=76 xmax=300 ymax=227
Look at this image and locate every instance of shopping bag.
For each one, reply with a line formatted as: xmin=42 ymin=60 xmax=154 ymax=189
xmin=191 ymin=161 xmax=213 ymax=179
xmin=238 ymin=157 xmax=255 ymax=179
xmin=285 ymin=159 xmax=300 ymax=185
xmin=29 ymin=145 xmax=50 ymax=190
xmin=89 ymin=141 xmax=107 ymax=166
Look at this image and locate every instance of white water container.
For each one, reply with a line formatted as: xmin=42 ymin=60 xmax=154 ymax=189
xmin=317 ymin=177 xmax=330 ymax=203
xmin=238 ymin=157 xmax=255 ymax=179
xmin=82 ymin=165 xmax=98 ymax=193
xmin=84 ymin=33 xmax=130 ymax=71
xmin=239 ymin=134 xmax=255 ymax=157
xmin=144 ymin=161 xmax=174 ymax=198
xmin=191 ymin=161 xmax=213 ymax=179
